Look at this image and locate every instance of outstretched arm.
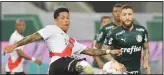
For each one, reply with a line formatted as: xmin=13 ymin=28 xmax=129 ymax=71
xmin=81 ymin=47 xmax=121 ymax=56
xmin=15 ymin=32 xmax=42 ymax=47
xmin=16 ymin=49 xmax=42 ymax=65
xmin=3 ymin=32 xmax=42 ymax=53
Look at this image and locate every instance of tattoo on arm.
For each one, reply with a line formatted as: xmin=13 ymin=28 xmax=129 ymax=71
xmin=81 ymin=47 xmax=106 ymax=56
xmin=102 ymin=44 xmax=116 ymax=61
xmin=15 ymin=32 xmax=42 ymax=47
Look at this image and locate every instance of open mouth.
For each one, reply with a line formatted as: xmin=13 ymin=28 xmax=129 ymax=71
xmin=64 ymin=24 xmax=69 ymax=26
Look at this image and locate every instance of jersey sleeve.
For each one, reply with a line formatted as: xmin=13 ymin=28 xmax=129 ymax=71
xmin=96 ymin=26 xmax=107 ymax=43
xmin=37 ymin=25 xmax=55 ymax=40
xmin=104 ymin=31 xmax=115 ymax=46
xmin=143 ymin=27 xmax=148 ymax=43
xmin=72 ymin=40 xmax=87 ymax=55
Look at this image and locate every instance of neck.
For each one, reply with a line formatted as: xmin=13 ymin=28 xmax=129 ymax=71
xmin=114 ymin=19 xmax=122 ymax=26
xmin=64 ymin=30 xmax=67 ymax=33
xmin=56 ymin=24 xmax=68 ymax=33
xmin=16 ymin=30 xmax=24 ymax=35
xmin=123 ymin=24 xmax=134 ymax=31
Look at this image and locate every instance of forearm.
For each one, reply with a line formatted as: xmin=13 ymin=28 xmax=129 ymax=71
xmin=143 ymin=43 xmax=149 ymax=63
xmin=81 ymin=48 xmax=107 ymax=56
xmin=14 ymin=32 xmax=42 ymax=47
xmin=20 ymin=54 xmax=32 ymax=60
xmin=143 ymin=49 xmax=149 ymax=61
xmin=16 ymin=49 xmax=33 ymax=60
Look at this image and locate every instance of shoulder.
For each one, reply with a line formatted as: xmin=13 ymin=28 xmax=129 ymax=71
xmin=43 ymin=25 xmax=61 ymax=32
xmin=134 ymin=24 xmax=147 ymax=32
xmin=111 ymin=26 xmax=122 ymax=33
xmin=10 ymin=32 xmax=16 ymax=40
xmin=107 ymin=26 xmax=124 ymax=37
xmin=44 ymin=25 xmax=58 ymax=29
xmin=10 ymin=31 xmax=23 ymax=42
xmin=103 ymin=23 xmax=116 ymax=30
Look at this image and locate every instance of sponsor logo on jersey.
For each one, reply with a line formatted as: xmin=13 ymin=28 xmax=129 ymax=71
xmin=121 ymin=46 xmax=142 ymax=54
xmin=116 ymin=30 xmax=125 ymax=36
xmin=106 ymin=26 xmax=114 ymax=30
xmin=121 ymin=38 xmax=126 ymax=42
xmin=136 ymin=35 xmax=142 ymax=42
xmin=127 ymin=71 xmax=139 ymax=74
xmin=136 ymin=28 xmax=144 ymax=32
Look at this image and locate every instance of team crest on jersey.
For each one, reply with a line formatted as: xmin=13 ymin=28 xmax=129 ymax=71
xmin=136 ymin=35 xmax=142 ymax=42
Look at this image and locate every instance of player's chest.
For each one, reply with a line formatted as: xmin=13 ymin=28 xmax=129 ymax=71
xmin=54 ymin=32 xmax=74 ymax=46
xmin=115 ymin=30 xmax=144 ymax=45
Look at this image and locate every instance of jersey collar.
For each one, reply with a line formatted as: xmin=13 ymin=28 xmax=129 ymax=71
xmin=122 ymin=24 xmax=135 ymax=31
xmin=15 ymin=30 xmax=24 ymax=37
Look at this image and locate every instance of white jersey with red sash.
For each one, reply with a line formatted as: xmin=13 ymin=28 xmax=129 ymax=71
xmin=37 ymin=25 xmax=87 ymax=65
xmin=5 ymin=31 xmax=24 ymax=72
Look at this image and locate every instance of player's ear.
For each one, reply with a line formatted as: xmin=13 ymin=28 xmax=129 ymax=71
xmin=55 ymin=18 xmax=58 ymax=22
xmin=132 ymin=12 xmax=135 ymax=19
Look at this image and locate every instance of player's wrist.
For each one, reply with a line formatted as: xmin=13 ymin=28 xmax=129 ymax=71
xmin=106 ymin=50 xmax=111 ymax=54
xmin=31 ymin=57 xmax=36 ymax=62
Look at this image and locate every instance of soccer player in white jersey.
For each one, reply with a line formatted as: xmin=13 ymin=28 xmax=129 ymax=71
xmin=5 ymin=19 xmax=42 ymax=75
xmin=3 ymin=8 xmax=122 ymax=75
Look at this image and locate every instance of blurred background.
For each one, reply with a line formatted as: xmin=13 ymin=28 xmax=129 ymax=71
xmin=1 ymin=1 xmax=163 ymax=74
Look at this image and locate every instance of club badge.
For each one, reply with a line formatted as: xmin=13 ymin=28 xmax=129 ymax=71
xmin=136 ymin=35 xmax=142 ymax=42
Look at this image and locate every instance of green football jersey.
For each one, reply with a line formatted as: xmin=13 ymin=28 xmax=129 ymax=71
xmin=96 ymin=22 xmax=118 ymax=47
xmin=92 ymin=22 xmax=120 ymax=68
xmin=104 ymin=24 xmax=148 ymax=74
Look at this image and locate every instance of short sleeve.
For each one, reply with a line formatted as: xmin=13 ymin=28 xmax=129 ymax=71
xmin=37 ymin=25 xmax=55 ymax=40
xmin=96 ymin=27 xmax=107 ymax=43
xmin=72 ymin=40 xmax=87 ymax=55
xmin=143 ymin=27 xmax=148 ymax=43
xmin=104 ymin=31 xmax=115 ymax=46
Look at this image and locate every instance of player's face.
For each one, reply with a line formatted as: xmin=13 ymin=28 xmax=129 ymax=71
xmin=101 ymin=18 xmax=110 ymax=26
xmin=120 ymin=8 xmax=134 ymax=28
xmin=56 ymin=12 xmax=70 ymax=32
xmin=112 ymin=7 xmax=121 ymax=21
xmin=16 ymin=22 xmax=25 ymax=34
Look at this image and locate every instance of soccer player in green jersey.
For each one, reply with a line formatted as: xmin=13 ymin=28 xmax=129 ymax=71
xmin=103 ymin=4 xmax=151 ymax=74
xmin=93 ymin=4 xmax=122 ymax=69
xmin=92 ymin=16 xmax=111 ymax=69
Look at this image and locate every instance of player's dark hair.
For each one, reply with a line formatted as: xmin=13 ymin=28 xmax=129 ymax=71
xmin=121 ymin=4 xmax=134 ymax=12
xmin=113 ymin=4 xmax=122 ymax=8
xmin=54 ymin=8 xmax=69 ymax=19
xmin=101 ymin=16 xmax=110 ymax=22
